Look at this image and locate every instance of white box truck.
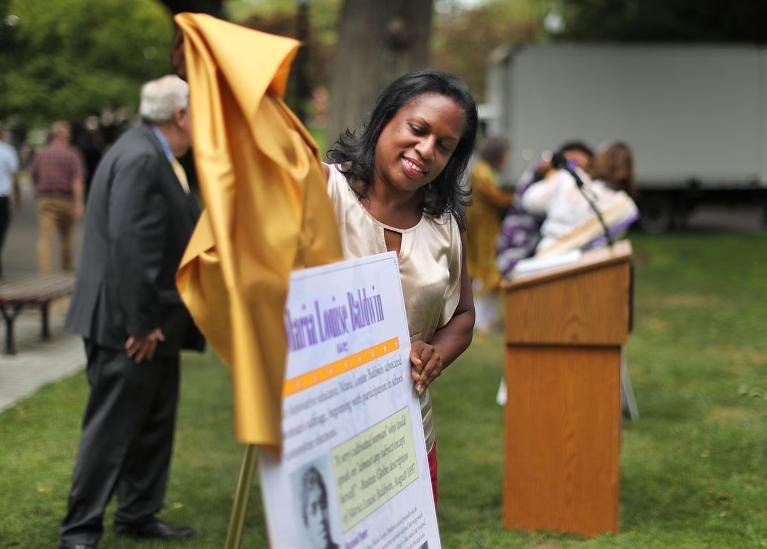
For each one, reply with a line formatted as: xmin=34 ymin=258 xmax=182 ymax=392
xmin=484 ymin=44 xmax=767 ymax=232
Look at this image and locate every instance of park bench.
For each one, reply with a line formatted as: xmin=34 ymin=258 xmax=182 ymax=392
xmin=0 ymin=273 xmax=75 ymax=355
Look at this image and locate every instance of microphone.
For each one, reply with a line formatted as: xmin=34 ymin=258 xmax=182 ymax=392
xmin=550 ymin=153 xmax=614 ymax=247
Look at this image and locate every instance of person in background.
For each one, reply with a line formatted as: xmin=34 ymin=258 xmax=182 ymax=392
xmin=521 ymin=140 xmax=638 ymax=257
xmin=466 ymin=136 xmax=513 ymax=332
xmin=541 ymin=140 xmax=594 ymax=179
xmin=30 ymin=120 xmax=85 ymax=274
xmin=495 ymin=140 xmax=595 ymax=278
xmin=59 ymin=75 xmax=204 ymax=549
xmin=590 ymin=140 xmax=635 ymax=196
xmin=323 ymin=69 xmax=478 ymax=509
xmin=0 ymin=127 xmax=20 ymax=278
xmin=78 ymin=129 xmax=104 ymax=201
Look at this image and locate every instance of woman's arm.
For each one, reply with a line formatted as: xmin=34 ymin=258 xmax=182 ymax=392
xmin=520 ymin=171 xmax=561 ymax=215
xmin=410 ymin=230 xmax=475 ymax=393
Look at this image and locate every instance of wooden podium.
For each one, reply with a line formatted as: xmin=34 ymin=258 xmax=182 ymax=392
xmin=501 ymin=240 xmax=632 ymax=537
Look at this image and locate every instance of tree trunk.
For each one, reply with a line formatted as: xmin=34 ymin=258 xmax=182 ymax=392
xmin=327 ymin=0 xmax=433 ymax=151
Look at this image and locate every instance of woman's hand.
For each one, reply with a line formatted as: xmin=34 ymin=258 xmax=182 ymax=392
xmin=409 ymin=230 xmax=475 ymax=395
xmin=410 ymin=340 xmax=443 ymax=394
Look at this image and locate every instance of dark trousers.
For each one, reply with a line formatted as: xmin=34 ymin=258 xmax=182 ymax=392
xmin=0 ymin=196 xmax=10 ymax=277
xmin=59 ymin=340 xmax=180 ymax=545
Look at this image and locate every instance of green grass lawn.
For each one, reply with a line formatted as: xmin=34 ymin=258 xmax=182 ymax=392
xmin=1 ymin=232 xmax=766 ymax=548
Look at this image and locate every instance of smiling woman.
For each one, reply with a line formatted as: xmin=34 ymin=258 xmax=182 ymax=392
xmin=374 ymin=93 xmax=465 ymax=200
xmin=322 ymin=69 xmax=479 ymax=509
xmin=327 ymin=70 xmax=477 ymax=229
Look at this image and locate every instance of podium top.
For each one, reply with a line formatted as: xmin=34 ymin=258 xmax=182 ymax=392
xmin=502 ymin=240 xmax=633 ymax=345
xmin=502 ymin=240 xmax=632 ymax=292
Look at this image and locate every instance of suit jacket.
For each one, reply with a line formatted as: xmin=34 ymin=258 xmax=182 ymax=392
xmin=66 ymin=125 xmax=205 ymax=356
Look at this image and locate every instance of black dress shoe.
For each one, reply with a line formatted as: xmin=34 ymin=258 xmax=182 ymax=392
xmin=115 ymin=518 xmax=196 ymax=539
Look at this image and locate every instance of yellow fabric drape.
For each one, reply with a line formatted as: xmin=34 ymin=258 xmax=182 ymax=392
xmin=174 ymin=13 xmax=343 ymax=447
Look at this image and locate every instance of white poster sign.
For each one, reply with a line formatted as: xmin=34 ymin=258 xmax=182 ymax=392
xmin=259 ymin=252 xmax=440 ymax=549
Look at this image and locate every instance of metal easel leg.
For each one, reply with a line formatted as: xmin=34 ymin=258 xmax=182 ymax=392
xmin=225 ymin=444 xmax=259 ymax=549
xmin=621 ymin=354 xmax=640 ymax=421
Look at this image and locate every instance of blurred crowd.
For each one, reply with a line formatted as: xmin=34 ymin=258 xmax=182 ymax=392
xmin=0 ymin=121 xmax=110 ymax=278
xmin=465 ymin=136 xmax=639 ymax=332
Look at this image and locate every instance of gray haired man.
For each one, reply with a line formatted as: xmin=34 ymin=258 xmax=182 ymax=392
xmin=59 ymin=75 xmax=204 ymax=549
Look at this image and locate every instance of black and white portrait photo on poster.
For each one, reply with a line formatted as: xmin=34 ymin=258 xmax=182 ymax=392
xmin=293 ymin=458 xmax=340 ymax=549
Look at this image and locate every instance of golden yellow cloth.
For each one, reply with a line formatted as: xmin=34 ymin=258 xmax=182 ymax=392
xmin=174 ymin=13 xmax=343 ymax=447
xmin=466 ymin=159 xmax=513 ymax=295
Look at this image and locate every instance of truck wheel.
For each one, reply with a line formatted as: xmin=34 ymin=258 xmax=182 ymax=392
xmin=638 ymin=196 xmax=674 ymax=234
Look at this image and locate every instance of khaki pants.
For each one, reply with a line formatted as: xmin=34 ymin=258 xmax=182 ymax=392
xmin=36 ymin=196 xmax=75 ymax=274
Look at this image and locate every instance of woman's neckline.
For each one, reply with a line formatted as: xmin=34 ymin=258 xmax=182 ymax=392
xmin=359 ymin=204 xmax=426 ymax=234
xmin=336 ymin=164 xmax=426 ymax=233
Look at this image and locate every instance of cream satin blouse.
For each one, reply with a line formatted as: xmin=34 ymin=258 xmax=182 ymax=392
xmin=326 ymin=163 xmax=462 ymax=450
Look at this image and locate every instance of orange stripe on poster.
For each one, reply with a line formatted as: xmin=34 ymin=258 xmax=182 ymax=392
xmin=283 ymin=337 xmax=400 ymax=397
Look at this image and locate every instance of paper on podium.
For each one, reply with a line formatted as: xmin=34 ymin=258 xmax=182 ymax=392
xmin=510 ymin=249 xmax=582 ymax=277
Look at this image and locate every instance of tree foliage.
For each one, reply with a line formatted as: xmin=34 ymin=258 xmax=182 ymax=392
xmin=561 ymin=0 xmax=767 ymax=43
xmin=157 ymin=0 xmax=223 ymax=17
xmin=1 ymin=0 xmax=174 ymax=126
xmin=235 ymin=0 xmax=341 ymax=121
xmin=431 ymin=0 xmax=767 ymax=101
xmin=432 ymin=2 xmax=542 ymax=102
xmin=232 ymin=0 xmax=341 ymax=78
xmin=11 ymin=0 xmax=760 ymax=133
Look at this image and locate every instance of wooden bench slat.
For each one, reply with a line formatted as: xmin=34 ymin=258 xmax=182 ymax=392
xmin=0 ymin=274 xmax=75 ymax=303
xmin=0 ymin=273 xmax=76 ymax=354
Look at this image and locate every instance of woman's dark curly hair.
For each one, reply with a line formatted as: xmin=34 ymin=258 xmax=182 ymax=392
xmin=327 ymin=69 xmax=478 ymax=230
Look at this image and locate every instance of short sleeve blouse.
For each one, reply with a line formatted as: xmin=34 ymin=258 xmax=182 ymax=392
xmin=325 ymin=163 xmax=462 ymax=343
xmin=326 ymin=164 xmax=462 ymax=451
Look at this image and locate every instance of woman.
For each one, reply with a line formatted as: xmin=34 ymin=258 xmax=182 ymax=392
xmin=495 ymin=141 xmax=594 ymax=278
xmin=465 ymin=136 xmax=513 ymax=332
xmin=321 ymin=69 xmax=478 ymax=507
xmin=521 ymin=141 xmax=638 ymax=257
xmin=590 ymin=141 xmax=635 ymax=196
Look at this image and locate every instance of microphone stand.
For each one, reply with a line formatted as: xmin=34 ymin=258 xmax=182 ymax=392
xmin=564 ymin=166 xmax=614 ymax=248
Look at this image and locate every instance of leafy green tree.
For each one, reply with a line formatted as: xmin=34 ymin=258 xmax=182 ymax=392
xmin=432 ymin=2 xmax=544 ymax=102
xmin=233 ymin=0 xmax=340 ymax=87
xmin=1 ymin=0 xmax=174 ymax=126
xmin=229 ymin=0 xmax=341 ymax=123
xmin=561 ymin=0 xmax=767 ymax=42
xmin=157 ymin=0 xmax=223 ymax=17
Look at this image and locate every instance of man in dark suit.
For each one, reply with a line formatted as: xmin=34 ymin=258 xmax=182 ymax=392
xmin=59 ymin=75 xmax=205 ymax=549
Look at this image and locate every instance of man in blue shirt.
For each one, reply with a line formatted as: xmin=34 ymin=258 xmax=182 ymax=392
xmin=0 ymin=127 xmax=20 ymax=277
xmin=60 ymin=75 xmax=204 ymax=549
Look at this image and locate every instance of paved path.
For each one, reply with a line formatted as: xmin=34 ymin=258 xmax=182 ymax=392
xmin=0 ymin=182 xmax=85 ymax=413
xmin=0 ymin=299 xmax=85 ymax=412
